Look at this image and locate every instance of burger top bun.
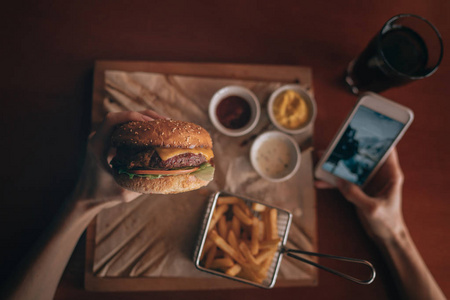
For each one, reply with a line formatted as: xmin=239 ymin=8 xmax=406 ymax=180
xmin=111 ymin=119 xmax=213 ymax=149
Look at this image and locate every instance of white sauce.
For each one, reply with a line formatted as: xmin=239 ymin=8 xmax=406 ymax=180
xmin=256 ymin=137 xmax=293 ymax=178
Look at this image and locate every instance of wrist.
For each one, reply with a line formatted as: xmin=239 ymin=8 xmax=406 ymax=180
xmin=375 ymin=219 xmax=410 ymax=249
xmin=66 ymin=194 xmax=118 ymax=222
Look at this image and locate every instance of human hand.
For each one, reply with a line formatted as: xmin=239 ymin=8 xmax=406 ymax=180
xmin=315 ymin=148 xmax=406 ymax=242
xmin=71 ymin=110 xmax=167 ymax=210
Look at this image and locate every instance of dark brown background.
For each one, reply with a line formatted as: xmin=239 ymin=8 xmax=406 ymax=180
xmin=0 ymin=1 xmax=448 ymax=299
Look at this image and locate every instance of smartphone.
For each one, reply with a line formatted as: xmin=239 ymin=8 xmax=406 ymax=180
xmin=315 ymin=92 xmax=414 ymax=187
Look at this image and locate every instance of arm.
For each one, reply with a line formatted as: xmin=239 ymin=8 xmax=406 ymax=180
xmin=2 ymin=110 xmax=165 ymax=300
xmin=378 ymin=225 xmax=444 ymax=300
xmin=317 ymin=149 xmax=445 ymax=300
xmin=3 ymin=199 xmax=110 ymax=300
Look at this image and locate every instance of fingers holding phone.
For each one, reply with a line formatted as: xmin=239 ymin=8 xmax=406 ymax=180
xmin=314 ymin=93 xmax=412 ymax=241
xmin=315 ymin=92 xmax=413 ymax=187
xmin=316 ymin=146 xmax=407 ymax=241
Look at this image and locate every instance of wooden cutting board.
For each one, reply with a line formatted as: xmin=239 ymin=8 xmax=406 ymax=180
xmin=85 ymin=61 xmax=317 ymax=291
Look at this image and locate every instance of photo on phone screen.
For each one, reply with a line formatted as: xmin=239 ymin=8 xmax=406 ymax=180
xmin=321 ymin=105 xmax=405 ymax=185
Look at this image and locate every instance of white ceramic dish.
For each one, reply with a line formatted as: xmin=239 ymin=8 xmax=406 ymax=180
xmin=250 ymin=131 xmax=301 ymax=182
xmin=267 ymin=84 xmax=317 ymax=135
xmin=209 ymin=86 xmax=261 ymax=137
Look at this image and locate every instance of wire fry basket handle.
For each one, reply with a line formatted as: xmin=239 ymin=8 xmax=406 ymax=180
xmin=283 ymin=248 xmax=376 ymax=285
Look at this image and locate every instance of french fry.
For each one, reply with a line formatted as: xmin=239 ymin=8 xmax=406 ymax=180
xmin=263 ymin=210 xmax=272 ymax=241
xmin=252 ymin=202 xmax=266 ymax=212
xmin=225 ymin=264 xmax=242 ymax=276
xmin=208 ymin=204 xmax=229 ymax=232
xmin=218 ymin=216 xmax=232 ymax=259
xmin=210 ymin=257 xmax=234 ymax=270
xmin=210 ymin=230 xmax=246 ymax=264
xmin=223 ymin=251 xmax=233 ymax=260
xmin=255 ymin=248 xmax=277 ymax=265
xmin=269 ymin=208 xmax=278 ymax=240
xmin=217 ymin=196 xmax=240 ymax=205
xmin=259 ymin=238 xmax=281 ymax=250
xmin=227 ymin=230 xmax=239 ymax=252
xmin=233 ymin=205 xmax=253 ymax=226
xmin=239 ymin=241 xmax=258 ymax=266
xmin=231 ymin=216 xmax=241 ymax=238
xmin=242 ymin=221 xmax=253 ymax=240
xmin=250 ymin=217 xmax=259 ymax=256
xmin=204 ymin=245 xmax=217 ymax=269
xmin=218 ymin=215 xmax=228 ymax=239
xmin=260 ymin=250 xmax=276 ymax=275
xmin=200 ymin=238 xmax=214 ymax=261
xmin=256 ymin=255 xmax=274 ymax=282
xmin=239 ymin=264 xmax=263 ymax=283
xmin=237 ymin=199 xmax=252 ymax=216
xmin=243 ymin=238 xmax=251 ymax=245
xmin=258 ymin=220 xmax=265 ymax=242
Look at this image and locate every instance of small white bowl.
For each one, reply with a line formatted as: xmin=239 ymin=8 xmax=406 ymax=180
xmin=209 ymin=86 xmax=261 ymax=137
xmin=267 ymin=84 xmax=317 ymax=135
xmin=250 ymin=131 xmax=301 ymax=182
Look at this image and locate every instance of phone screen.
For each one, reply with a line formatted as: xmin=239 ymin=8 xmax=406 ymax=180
xmin=321 ymin=105 xmax=406 ymax=185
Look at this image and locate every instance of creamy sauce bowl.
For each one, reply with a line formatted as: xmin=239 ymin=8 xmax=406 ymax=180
xmin=250 ymin=131 xmax=301 ymax=182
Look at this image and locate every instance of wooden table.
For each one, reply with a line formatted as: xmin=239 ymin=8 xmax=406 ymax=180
xmin=1 ymin=1 xmax=449 ymax=299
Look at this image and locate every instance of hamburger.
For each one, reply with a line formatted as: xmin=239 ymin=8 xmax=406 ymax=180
xmin=110 ymin=119 xmax=214 ymax=194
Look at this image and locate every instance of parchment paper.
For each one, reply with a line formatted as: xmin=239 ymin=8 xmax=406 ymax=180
xmin=93 ymin=70 xmax=317 ymax=282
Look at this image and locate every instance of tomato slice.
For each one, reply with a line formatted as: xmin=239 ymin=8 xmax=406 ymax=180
xmin=128 ymin=167 xmax=199 ymax=175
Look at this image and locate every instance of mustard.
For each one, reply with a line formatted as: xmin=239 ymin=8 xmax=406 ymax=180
xmin=272 ymin=90 xmax=309 ymax=129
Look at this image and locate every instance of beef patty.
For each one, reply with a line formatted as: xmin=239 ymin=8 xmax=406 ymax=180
xmin=111 ymin=147 xmax=207 ymax=170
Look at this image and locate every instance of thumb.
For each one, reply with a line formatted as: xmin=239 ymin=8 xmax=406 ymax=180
xmin=337 ymin=179 xmax=375 ymax=212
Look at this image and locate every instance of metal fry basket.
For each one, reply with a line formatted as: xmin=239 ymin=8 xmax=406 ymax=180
xmin=193 ymin=191 xmax=376 ymax=289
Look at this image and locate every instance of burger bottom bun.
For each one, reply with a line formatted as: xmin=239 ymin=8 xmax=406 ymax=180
xmin=113 ymin=172 xmax=210 ymax=194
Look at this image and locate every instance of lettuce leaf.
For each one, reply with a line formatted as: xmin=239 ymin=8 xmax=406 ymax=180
xmin=118 ymin=169 xmax=164 ymax=179
xmin=118 ymin=163 xmax=215 ymax=181
xmin=192 ymin=163 xmax=215 ymax=181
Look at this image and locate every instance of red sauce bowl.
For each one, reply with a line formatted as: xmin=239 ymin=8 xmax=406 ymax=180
xmin=209 ymin=86 xmax=261 ymax=137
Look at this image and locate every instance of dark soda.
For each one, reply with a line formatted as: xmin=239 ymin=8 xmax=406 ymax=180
xmin=346 ymin=26 xmax=429 ymax=93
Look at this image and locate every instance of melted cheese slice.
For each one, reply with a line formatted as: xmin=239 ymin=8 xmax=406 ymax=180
xmin=154 ymin=147 xmax=214 ymax=161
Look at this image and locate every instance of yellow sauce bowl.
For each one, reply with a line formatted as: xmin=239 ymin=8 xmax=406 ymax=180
xmin=268 ymin=85 xmax=316 ymax=135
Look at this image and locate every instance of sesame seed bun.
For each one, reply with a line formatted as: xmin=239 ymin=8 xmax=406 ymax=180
xmin=111 ymin=119 xmax=213 ymax=149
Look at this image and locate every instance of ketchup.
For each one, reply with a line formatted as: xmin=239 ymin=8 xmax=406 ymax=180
xmin=216 ymin=96 xmax=251 ymax=129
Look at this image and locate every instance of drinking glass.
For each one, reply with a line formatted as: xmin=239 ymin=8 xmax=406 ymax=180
xmin=345 ymin=14 xmax=443 ymax=94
